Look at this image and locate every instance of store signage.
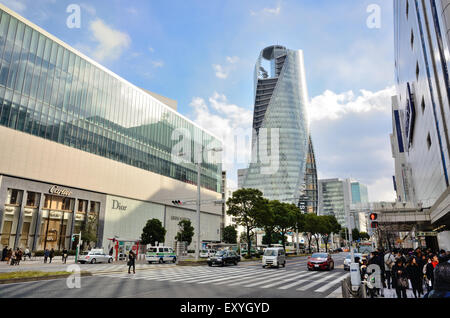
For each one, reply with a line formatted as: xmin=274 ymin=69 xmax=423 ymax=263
xmin=112 ymin=200 xmax=127 ymax=211
xmin=416 ymin=231 xmax=438 ymax=237
xmin=171 ymin=216 xmax=190 ymax=222
xmin=49 ymin=185 xmax=72 ymax=197
xmin=49 ymin=211 xmax=63 ymax=219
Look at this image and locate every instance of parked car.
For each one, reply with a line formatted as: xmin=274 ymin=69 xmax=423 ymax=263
xmin=307 ymin=253 xmax=334 ymax=271
xmin=262 ymin=247 xmax=286 ymax=268
xmin=207 ymin=250 xmax=240 ymax=267
xmin=200 ymin=249 xmax=216 ymax=258
xmin=78 ymin=249 xmax=113 ymax=264
xmin=334 ymin=248 xmax=343 ymax=253
xmin=145 ymin=246 xmax=176 ymax=264
xmin=343 ymin=253 xmax=363 ymax=271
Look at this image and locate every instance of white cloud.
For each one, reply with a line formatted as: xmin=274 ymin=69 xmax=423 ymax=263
xmin=149 ymin=47 xmax=155 ymax=53
xmin=152 ymin=60 xmax=164 ymax=68
xmin=0 ymin=0 xmax=26 ymax=12
xmin=213 ymin=56 xmax=240 ymax=79
xmin=189 ymin=92 xmax=253 ymax=174
xmin=308 ymin=86 xmax=395 ymax=121
xmin=213 ymin=64 xmax=229 ymax=79
xmin=250 ymin=1 xmax=281 ymax=16
xmin=89 ymin=19 xmax=131 ymax=62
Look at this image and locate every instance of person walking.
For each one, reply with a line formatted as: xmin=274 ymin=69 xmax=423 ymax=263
xmin=1 ymin=246 xmax=8 ymax=261
xmin=15 ymin=248 xmax=23 ymax=265
xmin=49 ymin=248 xmax=55 ymax=263
xmin=384 ymin=250 xmax=395 ymax=289
xmin=128 ymin=250 xmax=136 ymax=274
xmin=24 ymin=247 xmax=31 ymax=260
xmin=424 ymin=255 xmax=438 ymax=292
xmin=406 ymin=257 xmax=423 ymax=298
xmin=62 ymin=248 xmax=68 ymax=264
xmin=109 ymin=247 xmax=114 ymax=257
xmin=9 ymin=249 xmax=16 ymax=266
xmin=44 ymin=249 xmax=49 ymax=263
xmin=393 ymin=259 xmax=408 ymax=298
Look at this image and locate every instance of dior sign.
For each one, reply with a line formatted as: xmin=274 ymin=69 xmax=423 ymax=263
xmin=112 ymin=200 xmax=127 ymax=211
xmin=49 ymin=186 xmax=72 ymax=197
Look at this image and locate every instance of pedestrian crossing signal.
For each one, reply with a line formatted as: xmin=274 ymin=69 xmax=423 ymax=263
xmin=369 ymin=213 xmax=377 ymax=221
xmin=371 ymin=222 xmax=378 ymax=229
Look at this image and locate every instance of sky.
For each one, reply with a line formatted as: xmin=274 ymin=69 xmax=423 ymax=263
xmin=0 ymin=0 xmax=397 ymax=202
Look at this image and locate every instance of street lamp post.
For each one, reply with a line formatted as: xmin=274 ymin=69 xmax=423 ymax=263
xmin=194 ymin=146 xmax=222 ymax=261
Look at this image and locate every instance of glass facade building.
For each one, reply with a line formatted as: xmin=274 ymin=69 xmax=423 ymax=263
xmin=0 ymin=7 xmax=221 ymax=193
xmin=242 ymin=45 xmax=318 ymax=210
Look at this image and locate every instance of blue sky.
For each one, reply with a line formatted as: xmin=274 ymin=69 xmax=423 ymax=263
xmin=1 ymin=0 xmax=397 ymax=201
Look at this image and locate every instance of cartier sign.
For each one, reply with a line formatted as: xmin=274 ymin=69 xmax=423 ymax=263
xmin=49 ymin=186 xmax=72 ymax=197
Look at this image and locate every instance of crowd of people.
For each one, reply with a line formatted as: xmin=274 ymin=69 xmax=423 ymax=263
xmin=0 ymin=246 xmax=67 ymax=265
xmin=357 ymin=247 xmax=450 ymax=298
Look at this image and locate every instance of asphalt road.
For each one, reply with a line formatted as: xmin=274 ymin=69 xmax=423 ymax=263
xmin=0 ymin=253 xmax=348 ymax=298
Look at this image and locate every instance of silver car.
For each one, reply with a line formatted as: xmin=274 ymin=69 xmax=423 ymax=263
xmin=343 ymin=253 xmax=362 ymax=270
xmin=78 ymin=249 xmax=113 ymax=264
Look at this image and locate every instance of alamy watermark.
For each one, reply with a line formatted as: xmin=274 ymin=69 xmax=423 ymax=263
xmin=66 ymin=264 xmax=81 ymax=289
xmin=66 ymin=4 xmax=81 ymax=29
xmin=366 ymin=4 xmax=381 ymax=29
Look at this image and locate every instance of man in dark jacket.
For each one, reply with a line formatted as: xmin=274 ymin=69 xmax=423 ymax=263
xmin=1 ymin=246 xmax=7 ymax=261
xmin=424 ymin=262 xmax=450 ymax=298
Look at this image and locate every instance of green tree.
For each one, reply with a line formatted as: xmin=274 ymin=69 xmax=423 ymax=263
xmin=175 ymin=219 xmax=195 ymax=247
xmin=227 ymin=188 xmax=269 ymax=257
xmin=271 ymin=201 xmax=297 ymax=250
xmin=319 ymin=215 xmax=341 ymax=252
xmin=222 ymin=225 xmax=237 ymax=244
xmin=352 ymin=228 xmax=361 ymax=242
xmin=359 ymin=231 xmax=370 ymax=241
xmin=141 ymin=218 xmax=166 ymax=246
xmin=81 ymin=214 xmax=98 ymax=249
xmin=304 ymin=213 xmax=321 ymax=253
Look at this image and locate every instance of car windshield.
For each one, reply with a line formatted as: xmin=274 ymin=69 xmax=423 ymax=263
xmin=148 ymin=248 xmax=157 ymax=253
xmin=201 ymin=250 xmax=208 ymax=253
xmin=264 ymin=250 xmax=277 ymax=256
xmin=81 ymin=252 xmax=89 ymax=255
xmin=312 ymin=253 xmax=328 ymax=258
xmin=215 ymin=251 xmax=226 ymax=256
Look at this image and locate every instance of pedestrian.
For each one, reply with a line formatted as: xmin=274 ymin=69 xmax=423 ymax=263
xmin=1 ymin=246 xmax=8 ymax=261
xmin=15 ymin=248 xmax=22 ymax=265
xmin=423 ymin=262 xmax=450 ymax=298
xmin=109 ymin=247 xmax=113 ymax=257
xmin=62 ymin=248 xmax=68 ymax=264
xmin=24 ymin=247 xmax=31 ymax=260
xmin=406 ymin=257 xmax=423 ymax=298
xmin=424 ymin=255 xmax=438 ymax=292
xmin=393 ymin=259 xmax=408 ymax=298
xmin=49 ymin=248 xmax=54 ymax=263
xmin=9 ymin=249 xmax=16 ymax=266
xmin=384 ymin=250 xmax=395 ymax=289
xmin=44 ymin=249 xmax=49 ymax=263
xmin=128 ymin=250 xmax=136 ymax=274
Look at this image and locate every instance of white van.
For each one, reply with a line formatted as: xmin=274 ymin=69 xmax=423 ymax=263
xmin=145 ymin=246 xmax=176 ymax=264
xmin=262 ymin=247 xmax=286 ymax=268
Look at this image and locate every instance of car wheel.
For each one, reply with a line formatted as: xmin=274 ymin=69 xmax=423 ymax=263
xmin=148 ymin=261 xmax=152 ymax=264
xmin=262 ymin=265 xmax=266 ymax=268
xmin=208 ymin=263 xmax=212 ymax=267
xmin=91 ymin=258 xmax=96 ymax=264
xmin=159 ymin=258 xmax=164 ymax=264
xmin=221 ymin=262 xmax=224 ymax=267
xmin=283 ymin=261 xmax=286 ymax=268
xmin=108 ymin=258 xmax=112 ymax=263
xmin=308 ymin=267 xmax=312 ymax=271
xmin=234 ymin=260 xmax=237 ymax=266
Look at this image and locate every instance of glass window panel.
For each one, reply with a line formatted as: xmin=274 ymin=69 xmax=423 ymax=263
xmin=6 ymin=17 xmax=17 ymax=42
xmin=0 ymin=13 xmax=10 ymax=39
xmin=14 ymin=21 xmax=24 ymax=47
xmin=22 ymin=26 xmax=31 ymax=49
xmin=29 ymin=29 xmax=38 ymax=54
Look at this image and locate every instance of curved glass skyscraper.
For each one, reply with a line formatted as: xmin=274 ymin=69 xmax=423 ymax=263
xmin=242 ymin=45 xmax=317 ymax=213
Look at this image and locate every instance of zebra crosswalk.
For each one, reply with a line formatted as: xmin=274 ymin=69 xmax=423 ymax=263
xmin=96 ymin=264 xmax=349 ymax=296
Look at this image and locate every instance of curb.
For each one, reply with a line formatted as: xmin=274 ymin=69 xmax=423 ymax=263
xmin=0 ymin=272 xmax=92 ymax=285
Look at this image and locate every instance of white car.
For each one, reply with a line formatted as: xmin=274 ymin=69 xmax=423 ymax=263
xmin=343 ymin=253 xmax=363 ymax=270
xmin=262 ymin=247 xmax=286 ymax=268
xmin=78 ymin=249 xmax=113 ymax=264
xmin=200 ymin=249 xmax=216 ymax=258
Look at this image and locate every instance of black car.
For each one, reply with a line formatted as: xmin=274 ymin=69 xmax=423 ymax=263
xmin=207 ymin=250 xmax=240 ymax=267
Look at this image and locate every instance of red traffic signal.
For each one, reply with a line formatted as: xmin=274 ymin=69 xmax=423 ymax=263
xmin=369 ymin=213 xmax=377 ymax=221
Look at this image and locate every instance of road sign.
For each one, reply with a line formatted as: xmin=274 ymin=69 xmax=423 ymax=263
xmin=416 ymin=231 xmax=438 ymax=237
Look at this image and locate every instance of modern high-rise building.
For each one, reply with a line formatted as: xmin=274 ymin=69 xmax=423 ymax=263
xmin=393 ymin=0 xmax=450 ymax=250
xmin=0 ymin=4 xmax=223 ymax=253
xmin=318 ymin=178 xmax=369 ymax=231
xmin=241 ymin=45 xmax=318 ymax=212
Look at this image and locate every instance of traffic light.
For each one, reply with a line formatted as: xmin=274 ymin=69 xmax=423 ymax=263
xmin=71 ymin=234 xmax=76 ymax=242
xmin=369 ymin=213 xmax=378 ymax=228
xmin=172 ymin=200 xmax=184 ymax=206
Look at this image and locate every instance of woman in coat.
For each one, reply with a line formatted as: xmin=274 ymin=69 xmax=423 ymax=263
xmin=128 ymin=250 xmax=136 ymax=274
xmin=406 ymin=257 xmax=423 ymax=298
xmin=392 ymin=259 xmax=408 ymax=298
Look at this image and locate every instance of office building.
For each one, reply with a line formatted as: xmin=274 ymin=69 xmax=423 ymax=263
xmin=393 ymin=0 xmax=450 ymax=249
xmin=0 ymin=4 xmax=223 ymax=253
xmin=241 ymin=45 xmax=318 ymax=212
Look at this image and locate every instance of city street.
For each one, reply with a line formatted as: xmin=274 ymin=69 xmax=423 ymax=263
xmin=0 ymin=254 xmax=349 ymax=298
